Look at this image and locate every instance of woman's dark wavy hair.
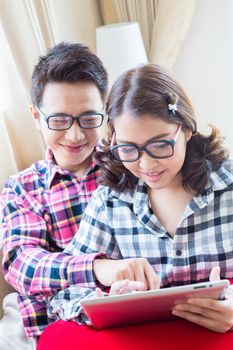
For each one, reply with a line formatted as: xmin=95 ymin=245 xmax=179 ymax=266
xmin=94 ymin=64 xmax=228 ymax=194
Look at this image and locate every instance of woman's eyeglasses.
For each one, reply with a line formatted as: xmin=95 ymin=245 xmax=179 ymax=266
xmin=110 ymin=126 xmax=182 ymax=162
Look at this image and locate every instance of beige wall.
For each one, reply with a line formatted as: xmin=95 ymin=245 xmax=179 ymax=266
xmin=174 ymin=0 xmax=233 ymax=154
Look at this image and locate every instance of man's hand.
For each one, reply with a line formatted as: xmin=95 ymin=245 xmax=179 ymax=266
xmin=93 ymin=258 xmax=160 ymax=290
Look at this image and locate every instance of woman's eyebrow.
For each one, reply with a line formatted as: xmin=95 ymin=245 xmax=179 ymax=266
xmin=117 ymin=133 xmax=171 ymax=144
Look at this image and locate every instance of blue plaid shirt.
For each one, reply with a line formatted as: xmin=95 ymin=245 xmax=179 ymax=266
xmin=49 ymin=160 xmax=233 ymax=323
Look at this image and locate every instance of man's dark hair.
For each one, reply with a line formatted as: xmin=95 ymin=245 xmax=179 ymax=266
xmin=31 ymin=42 xmax=108 ymax=106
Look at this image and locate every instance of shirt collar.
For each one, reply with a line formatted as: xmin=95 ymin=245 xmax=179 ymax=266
xmin=132 ymin=161 xmax=233 ymax=216
xmin=132 ymin=179 xmax=148 ymax=214
xmin=44 ymin=147 xmax=97 ymax=189
xmin=107 ymin=161 xmax=233 ymax=217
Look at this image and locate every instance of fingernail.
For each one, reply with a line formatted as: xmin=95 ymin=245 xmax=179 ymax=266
xmin=172 ymin=310 xmax=179 ymax=316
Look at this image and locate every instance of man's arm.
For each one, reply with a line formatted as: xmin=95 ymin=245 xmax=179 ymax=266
xmin=1 ymin=186 xmax=103 ymax=297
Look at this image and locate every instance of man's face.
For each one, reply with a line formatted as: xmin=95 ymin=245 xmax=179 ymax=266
xmin=33 ymin=81 xmax=103 ymax=177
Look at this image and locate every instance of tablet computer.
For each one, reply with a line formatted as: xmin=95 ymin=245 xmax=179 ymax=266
xmin=81 ymin=279 xmax=229 ymax=329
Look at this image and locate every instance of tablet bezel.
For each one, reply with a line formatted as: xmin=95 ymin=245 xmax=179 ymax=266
xmin=81 ymin=279 xmax=230 ymax=329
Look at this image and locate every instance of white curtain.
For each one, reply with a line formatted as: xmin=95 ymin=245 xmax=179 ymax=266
xmin=0 ymin=0 xmax=102 ymax=190
xmin=0 ymin=0 xmax=56 ymax=190
xmin=0 ymin=0 xmax=196 ymax=190
xmin=0 ymin=0 xmax=58 ymax=91
xmin=99 ymin=0 xmax=196 ymax=71
xmin=0 ymin=112 xmax=18 ymax=189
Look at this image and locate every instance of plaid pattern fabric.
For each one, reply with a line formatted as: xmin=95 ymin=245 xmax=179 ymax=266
xmin=51 ymin=160 xmax=233 ymax=324
xmin=48 ymin=287 xmax=97 ymax=325
xmin=0 ymin=148 xmax=102 ymax=337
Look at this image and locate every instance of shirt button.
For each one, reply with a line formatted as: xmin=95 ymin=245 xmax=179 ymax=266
xmin=176 ymin=250 xmax=182 ymax=256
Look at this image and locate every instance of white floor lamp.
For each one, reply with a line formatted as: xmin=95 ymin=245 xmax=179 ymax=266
xmin=96 ymin=22 xmax=148 ymax=87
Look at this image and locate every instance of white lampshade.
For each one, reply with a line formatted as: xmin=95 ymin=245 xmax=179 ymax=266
xmin=96 ymin=22 xmax=148 ymax=87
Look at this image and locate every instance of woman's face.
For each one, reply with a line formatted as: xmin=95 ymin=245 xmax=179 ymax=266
xmin=113 ymin=114 xmax=192 ymax=190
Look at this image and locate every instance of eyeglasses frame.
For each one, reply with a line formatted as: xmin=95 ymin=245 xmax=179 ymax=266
xmin=110 ymin=125 xmax=182 ymax=162
xmin=35 ymin=106 xmax=104 ymax=130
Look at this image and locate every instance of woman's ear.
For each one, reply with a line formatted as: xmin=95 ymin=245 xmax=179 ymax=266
xmin=185 ymin=129 xmax=192 ymax=142
xmin=29 ymin=105 xmax=41 ymax=130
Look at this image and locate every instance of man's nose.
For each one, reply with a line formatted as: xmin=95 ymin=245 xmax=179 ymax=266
xmin=65 ymin=122 xmax=85 ymax=142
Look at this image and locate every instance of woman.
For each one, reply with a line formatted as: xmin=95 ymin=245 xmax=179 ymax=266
xmin=37 ymin=64 xmax=233 ymax=349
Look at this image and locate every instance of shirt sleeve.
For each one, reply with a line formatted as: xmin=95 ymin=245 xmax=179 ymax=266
xmin=47 ymin=287 xmax=96 ymax=325
xmin=0 ymin=183 xmax=104 ymax=297
xmin=47 ymin=286 xmax=108 ymax=325
xmin=46 ymin=188 xmax=120 ymax=323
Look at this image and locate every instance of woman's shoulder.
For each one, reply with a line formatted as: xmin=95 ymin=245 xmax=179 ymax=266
xmin=216 ymin=159 xmax=233 ymax=176
xmin=220 ymin=158 xmax=233 ymax=171
xmin=89 ymin=181 xmax=148 ymax=215
xmin=92 ymin=184 xmax=136 ymax=204
xmin=210 ymin=159 xmax=233 ymax=191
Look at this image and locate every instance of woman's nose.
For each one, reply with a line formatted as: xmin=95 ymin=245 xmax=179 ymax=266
xmin=138 ymin=151 xmax=159 ymax=170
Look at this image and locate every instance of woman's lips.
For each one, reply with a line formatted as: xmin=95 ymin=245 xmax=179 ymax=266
xmin=144 ymin=170 xmax=165 ymax=182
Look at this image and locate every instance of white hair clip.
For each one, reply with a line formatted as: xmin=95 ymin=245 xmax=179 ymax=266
xmin=168 ymin=103 xmax=177 ymax=115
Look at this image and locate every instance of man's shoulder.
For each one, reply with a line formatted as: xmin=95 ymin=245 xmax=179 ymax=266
xmin=3 ymin=159 xmax=48 ymax=192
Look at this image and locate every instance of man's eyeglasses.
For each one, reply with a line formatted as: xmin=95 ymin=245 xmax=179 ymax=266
xmin=110 ymin=126 xmax=182 ymax=162
xmin=36 ymin=107 xmax=104 ymax=130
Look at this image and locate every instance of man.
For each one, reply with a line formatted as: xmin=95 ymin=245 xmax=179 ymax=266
xmin=0 ymin=42 xmax=108 ymax=338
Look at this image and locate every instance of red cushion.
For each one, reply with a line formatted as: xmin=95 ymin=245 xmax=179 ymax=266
xmin=38 ymin=279 xmax=233 ymax=349
xmin=37 ymin=319 xmax=233 ymax=350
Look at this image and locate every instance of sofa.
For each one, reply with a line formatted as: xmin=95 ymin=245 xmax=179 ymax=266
xmin=0 ymin=249 xmax=36 ymax=350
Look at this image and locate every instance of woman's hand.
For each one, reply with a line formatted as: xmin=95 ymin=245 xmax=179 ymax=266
xmin=93 ymin=258 xmax=160 ymax=290
xmin=109 ymin=279 xmax=146 ymax=295
xmin=172 ymin=267 xmax=233 ymax=333
xmin=95 ymin=280 xmax=146 ymax=297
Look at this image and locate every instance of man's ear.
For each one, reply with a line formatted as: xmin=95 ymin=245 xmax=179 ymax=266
xmin=30 ymin=105 xmax=41 ymax=129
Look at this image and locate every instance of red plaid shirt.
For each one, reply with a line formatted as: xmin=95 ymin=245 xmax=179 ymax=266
xmin=0 ymin=148 xmax=102 ymax=337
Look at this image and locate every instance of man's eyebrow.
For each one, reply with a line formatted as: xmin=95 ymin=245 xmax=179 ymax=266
xmin=117 ymin=133 xmax=171 ymax=144
xmin=80 ymin=109 xmax=103 ymax=115
xmin=50 ymin=109 xmax=102 ymax=116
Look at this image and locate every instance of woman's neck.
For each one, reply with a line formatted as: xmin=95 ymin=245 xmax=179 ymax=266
xmin=148 ymin=184 xmax=194 ymax=236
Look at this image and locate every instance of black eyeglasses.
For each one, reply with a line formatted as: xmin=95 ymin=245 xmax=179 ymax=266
xmin=36 ymin=107 xmax=104 ymax=130
xmin=110 ymin=126 xmax=181 ymax=162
